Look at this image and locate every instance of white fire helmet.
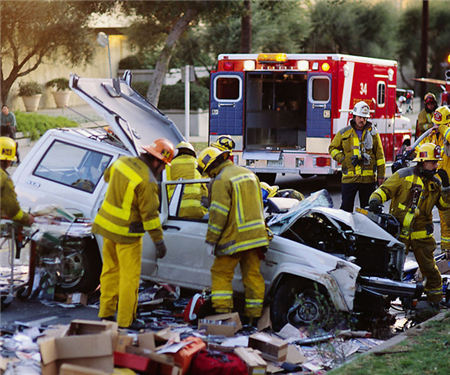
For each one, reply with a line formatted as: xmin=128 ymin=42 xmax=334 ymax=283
xmin=352 ymin=101 xmax=371 ymax=118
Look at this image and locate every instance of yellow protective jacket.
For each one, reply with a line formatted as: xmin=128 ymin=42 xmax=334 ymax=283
xmin=416 ymin=109 xmax=434 ymax=137
xmin=92 ymin=156 xmax=163 ymax=244
xmin=329 ymin=120 xmax=385 ymax=183
xmin=165 ymin=154 xmax=208 ymax=219
xmin=0 ymin=168 xmax=31 ymax=225
xmin=206 ymin=160 xmax=269 ymax=255
xmin=438 ymin=123 xmax=450 ymax=172
xmin=370 ymin=167 xmax=450 ymax=241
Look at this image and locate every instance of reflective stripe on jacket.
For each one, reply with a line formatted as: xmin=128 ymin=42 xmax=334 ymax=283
xmin=0 ymin=169 xmax=30 ymax=225
xmin=329 ymin=120 xmax=385 ymax=184
xmin=369 ymin=166 xmax=450 ymax=241
xmin=206 ymin=160 xmax=269 ymax=255
xmin=165 ymin=154 xmax=208 ymax=219
xmin=92 ymin=156 xmax=163 ymax=244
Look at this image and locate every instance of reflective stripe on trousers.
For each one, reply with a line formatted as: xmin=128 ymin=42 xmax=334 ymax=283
xmin=211 ymin=249 xmax=265 ymax=318
xmin=98 ymin=237 xmax=143 ymax=327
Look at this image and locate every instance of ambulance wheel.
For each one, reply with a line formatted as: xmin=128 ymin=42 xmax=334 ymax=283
xmin=257 ymin=173 xmax=276 ymax=185
xmin=271 ymin=277 xmax=335 ymax=331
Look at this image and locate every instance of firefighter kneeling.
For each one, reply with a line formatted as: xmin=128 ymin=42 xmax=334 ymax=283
xmin=368 ymin=143 xmax=450 ymax=310
xmin=198 ymin=147 xmax=269 ymax=324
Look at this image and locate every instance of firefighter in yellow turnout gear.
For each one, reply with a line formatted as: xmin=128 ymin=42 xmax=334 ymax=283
xmin=92 ymin=138 xmax=174 ymax=330
xmin=165 ymin=142 xmax=208 ymax=219
xmin=0 ymin=137 xmax=34 ymax=226
xmin=329 ymin=101 xmax=386 ymax=212
xmin=198 ymin=147 xmax=269 ymax=320
xmin=369 ymin=143 xmax=450 ymax=305
xmin=420 ymin=106 xmax=450 ymax=256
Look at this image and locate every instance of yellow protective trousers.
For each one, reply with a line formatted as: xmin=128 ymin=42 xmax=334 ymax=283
xmin=211 ymin=249 xmax=265 ymax=318
xmin=440 ymin=208 xmax=450 ymax=252
xmin=405 ymin=237 xmax=442 ymax=303
xmin=98 ymin=237 xmax=143 ymax=327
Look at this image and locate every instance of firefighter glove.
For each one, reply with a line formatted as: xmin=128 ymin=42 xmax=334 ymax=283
xmin=437 ymin=169 xmax=450 ymax=187
xmin=351 ymin=155 xmax=361 ymax=167
xmin=368 ymin=200 xmax=383 ymax=214
xmin=154 ymin=240 xmax=167 ymax=259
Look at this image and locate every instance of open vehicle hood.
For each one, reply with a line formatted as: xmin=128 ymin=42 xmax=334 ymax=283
xmin=268 ymin=189 xmax=402 ymax=245
xmin=70 ymin=72 xmax=184 ymax=156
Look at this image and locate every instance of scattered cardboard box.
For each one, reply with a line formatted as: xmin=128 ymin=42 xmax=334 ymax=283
xmin=234 ymin=347 xmax=267 ymax=375
xmin=59 ymin=363 xmax=111 ymax=375
xmin=198 ymin=312 xmax=242 ymax=337
xmin=66 ymin=293 xmax=89 ymax=305
xmin=39 ymin=319 xmax=117 ymax=375
xmin=248 ymin=332 xmax=288 ymax=362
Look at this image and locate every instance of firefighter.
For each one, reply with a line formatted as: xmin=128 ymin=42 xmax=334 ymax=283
xmin=416 ymin=93 xmax=438 ymax=139
xmin=165 ymin=141 xmax=208 ymax=219
xmin=329 ymin=101 xmax=386 ymax=212
xmin=368 ymin=143 xmax=450 ymax=309
xmin=211 ymin=135 xmax=235 ymax=153
xmin=431 ymin=106 xmax=450 ymax=257
xmin=198 ymin=146 xmax=269 ymax=323
xmin=260 ymin=182 xmax=304 ymax=205
xmin=92 ymin=138 xmax=174 ymax=330
xmin=0 ymin=137 xmax=34 ymax=226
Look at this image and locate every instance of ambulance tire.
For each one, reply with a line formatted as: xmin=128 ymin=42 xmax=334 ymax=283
xmin=257 ymin=173 xmax=276 ymax=185
xmin=270 ymin=276 xmax=335 ymax=332
xmin=57 ymin=244 xmax=102 ymax=294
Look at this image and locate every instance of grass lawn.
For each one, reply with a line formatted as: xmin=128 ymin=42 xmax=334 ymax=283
xmin=329 ymin=313 xmax=450 ymax=375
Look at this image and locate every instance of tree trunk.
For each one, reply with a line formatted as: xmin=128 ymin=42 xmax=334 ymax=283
xmin=146 ymin=8 xmax=198 ymax=106
xmin=240 ymin=0 xmax=251 ymax=53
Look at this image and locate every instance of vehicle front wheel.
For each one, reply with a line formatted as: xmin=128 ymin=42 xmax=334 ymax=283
xmin=58 ymin=242 xmax=102 ymax=294
xmin=270 ymin=278 xmax=335 ymax=332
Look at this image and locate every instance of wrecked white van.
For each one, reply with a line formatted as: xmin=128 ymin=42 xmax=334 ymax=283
xmin=13 ymin=73 xmax=421 ymax=331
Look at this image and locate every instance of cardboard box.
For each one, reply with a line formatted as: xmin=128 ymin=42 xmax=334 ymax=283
xmin=59 ymin=363 xmax=111 ymax=375
xmin=248 ymin=333 xmax=288 ymax=362
xmin=234 ymin=347 xmax=267 ymax=375
xmin=40 ymin=332 xmax=114 ymax=375
xmin=66 ymin=293 xmax=88 ymax=305
xmin=39 ymin=319 xmax=118 ymax=375
xmin=198 ymin=312 xmax=242 ymax=337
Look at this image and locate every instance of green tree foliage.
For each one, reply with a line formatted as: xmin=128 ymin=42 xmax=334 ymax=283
xmin=305 ymin=0 xmax=397 ymax=58
xmin=0 ymin=1 xmax=112 ymax=104
xmin=397 ymin=1 xmax=450 ymax=86
xmin=122 ymin=1 xmax=233 ymax=106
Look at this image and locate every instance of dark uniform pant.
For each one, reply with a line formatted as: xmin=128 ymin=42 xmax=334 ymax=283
xmin=340 ymin=182 xmax=376 ymax=212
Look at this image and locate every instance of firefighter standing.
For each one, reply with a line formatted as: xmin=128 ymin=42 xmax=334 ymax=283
xmin=429 ymin=106 xmax=450 ymax=257
xmin=0 ymin=137 xmax=34 ymax=226
xmin=416 ymin=93 xmax=438 ymax=139
xmin=198 ymin=147 xmax=269 ymax=323
xmin=165 ymin=141 xmax=208 ymax=219
xmin=368 ymin=143 xmax=450 ymax=308
xmin=329 ymin=101 xmax=386 ymax=212
xmin=92 ymin=138 xmax=174 ymax=330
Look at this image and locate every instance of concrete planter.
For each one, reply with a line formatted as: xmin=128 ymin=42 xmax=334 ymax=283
xmin=21 ymin=94 xmax=42 ymax=112
xmin=51 ymin=91 xmax=71 ymax=108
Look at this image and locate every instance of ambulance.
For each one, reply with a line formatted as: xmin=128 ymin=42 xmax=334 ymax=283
xmin=209 ymin=53 xmax=411 ymax=183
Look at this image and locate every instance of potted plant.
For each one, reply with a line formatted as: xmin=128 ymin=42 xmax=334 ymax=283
xmin=18 ymin=81 xmax=43 ymax=112
xmin=46 ymin=78 xmax=71 ymax=108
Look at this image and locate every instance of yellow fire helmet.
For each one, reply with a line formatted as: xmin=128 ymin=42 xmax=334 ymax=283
xmin=211 ymin=135 xmax=235 ymax=152
xmin=432 ymin=106 xmax=450 ymax=126
xmin=176 ymin=141 xmax=196 ymax=157
xmin=413 ymin=142 xmax=442 ymax=162
xmin=260 ymin=182 xmax=279 ymax=198
xmin=0 ymin=136 xmax=17 ymax=161
xmin=197 ymin=146 xmax=230 ymax=174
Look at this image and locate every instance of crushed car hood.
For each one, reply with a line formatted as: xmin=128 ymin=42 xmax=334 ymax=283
xmin=70 ymin=73 xmax=184 ymax=156
xmin=268 ymin=189 xmax=403 ymax=245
